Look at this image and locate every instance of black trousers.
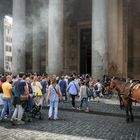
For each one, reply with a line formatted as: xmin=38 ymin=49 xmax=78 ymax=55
xmin=71 ymin=94 xmax=76 ymax=107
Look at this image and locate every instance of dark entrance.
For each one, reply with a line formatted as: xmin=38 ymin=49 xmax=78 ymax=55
xmin=80 ymin=28 xmax=92 ymax=75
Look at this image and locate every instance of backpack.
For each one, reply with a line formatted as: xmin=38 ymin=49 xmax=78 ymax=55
xmin=86 ymin=87 xmax=93 ymax=97
xmin=94 ymin=84 xmax=98 ymax=90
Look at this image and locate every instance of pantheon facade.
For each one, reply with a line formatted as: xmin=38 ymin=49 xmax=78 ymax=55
xmin=0 ymin=0 xmax=140 ymax=79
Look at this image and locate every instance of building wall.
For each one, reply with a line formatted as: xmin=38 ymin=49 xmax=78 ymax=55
xmin=0 ymin=0 xmax=12 ymax=74
xmin=4 ymin=16 xmax=13 ymax=73
xmin=107 ymin=0 xmax=124 ymax=77
xmin=2 ymin=0 xmax=140 ymax=78
xmin=127 ymin=0 xmax=140 ymax=78
xmin=64 ymin=0 xmax=92 ymax=74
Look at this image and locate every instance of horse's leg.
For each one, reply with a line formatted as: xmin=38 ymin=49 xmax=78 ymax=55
xmin=124 ymin=99 xmax=130 ymax=123
xmin=125 ymin=107 xmax=130 ymax=123
xmin=129 ymin=100 xmax=134 ymax=122
xmin=119 ymin=95 xmax=124 ymax=110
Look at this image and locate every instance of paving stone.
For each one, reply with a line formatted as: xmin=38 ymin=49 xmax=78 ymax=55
xmin=0 ymin=97 xmax=140 ymax=140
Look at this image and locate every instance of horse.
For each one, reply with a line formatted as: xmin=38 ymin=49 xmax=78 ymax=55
xmin=110 ymin=78 xmax=140 ymax=123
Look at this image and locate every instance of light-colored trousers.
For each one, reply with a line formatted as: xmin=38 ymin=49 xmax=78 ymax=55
xmin=12 ymin=105 xmax=24 ymax=121
xmin=48 ymin=100 xmax=58 ymax=119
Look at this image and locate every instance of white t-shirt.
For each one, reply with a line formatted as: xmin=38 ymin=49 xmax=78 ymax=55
xmin=95 ymin=82 xmax=102 ymax=92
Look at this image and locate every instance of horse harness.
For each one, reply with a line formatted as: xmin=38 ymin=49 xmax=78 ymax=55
xmin=128 ymin=80 xmax=140 ymax=103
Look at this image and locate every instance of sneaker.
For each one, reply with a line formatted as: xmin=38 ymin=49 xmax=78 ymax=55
xmin=72 ymin=107 xmax=76 ymax=109
xmin=4 ymin=115 xmax=8 ymax=119
xmin=54 ymin=117 xmax=59 ymax=120
xmin=85 ymin=109 xmax=89 ymax=112
xmin=77 ymin=107 xmax=81 ymax=110
xmin=48 ymin=117 xmax=52 ymax=120
xmin=16 ymin=120 xmax=25 ymax=125
xmin=11 ymin=118 xmax=18 ymax=122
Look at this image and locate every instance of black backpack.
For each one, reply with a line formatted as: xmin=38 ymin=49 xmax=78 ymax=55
xmin=94 ymin=84 xmax=98 ymax=90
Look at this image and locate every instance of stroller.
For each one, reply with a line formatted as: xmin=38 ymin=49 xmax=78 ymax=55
xmin=23 ymin=95 xmax=42 ymax=121
xmin=31 ymin=95 xmax=42 ymax=119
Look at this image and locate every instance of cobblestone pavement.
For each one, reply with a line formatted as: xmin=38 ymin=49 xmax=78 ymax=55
xmin=58 ymin=96 xmax=140 ymax=119
xmin=0 ymin=108 xmax=140 ymax=140
xmin=0 ymin=96 xmax=140 ymax=140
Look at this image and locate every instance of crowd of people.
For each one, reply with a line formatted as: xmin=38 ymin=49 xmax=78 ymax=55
xmin=0 ymin=72 xmax=111 ymax=125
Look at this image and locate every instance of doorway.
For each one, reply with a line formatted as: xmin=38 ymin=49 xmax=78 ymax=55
xmin=80 ymin=28 xmax=91 ymax=75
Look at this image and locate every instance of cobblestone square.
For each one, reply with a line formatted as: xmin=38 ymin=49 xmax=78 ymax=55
xmin=0 ymin=106 xmax=140 ymax=140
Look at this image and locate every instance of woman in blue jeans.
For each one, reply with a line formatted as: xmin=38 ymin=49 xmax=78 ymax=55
xmin=47 ymin=75 xmax=62 ymax=120
xmin=77 ymin=81 xmax=89 ymax=112
xmin=0 ymin=75 xmax=13 ymax=121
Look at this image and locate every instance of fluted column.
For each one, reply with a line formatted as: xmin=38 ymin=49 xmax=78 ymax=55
xmin=31 ymin=1 xmax=40 ymax=73
xmin=12 ymin=0 xmax=26 ymax=74
xmin=48 ymin=0 xmax=63 ymax=74
xmin=32 ymin=23 xmax=41 ymax=73
xmin=92 ymin=0 xmax=108 ymax=79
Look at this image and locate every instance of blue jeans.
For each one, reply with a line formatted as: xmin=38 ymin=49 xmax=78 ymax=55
xmin=80 ymin=98 xmax=89 ymax=108
xmin=48 ymin=100 xmax=59 ymax=119
xmin=1 ymin=97 xmax=13 ymax=118
xmin=0 ymin=105 xmax=3 ymax=116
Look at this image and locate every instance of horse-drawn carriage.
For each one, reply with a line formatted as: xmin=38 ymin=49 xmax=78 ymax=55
xmin=109 ymin=78 xmax=140 ymax=123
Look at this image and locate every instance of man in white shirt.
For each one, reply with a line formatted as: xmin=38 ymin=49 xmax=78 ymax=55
xmin=94 ymin=79 xmax=102 ymax=102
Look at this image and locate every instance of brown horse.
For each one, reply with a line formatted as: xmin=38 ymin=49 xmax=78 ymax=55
xmin=110 ymin=79 xmax=140 ymax=123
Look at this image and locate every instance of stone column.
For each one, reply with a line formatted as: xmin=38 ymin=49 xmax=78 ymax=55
xmin=48 ymin=0 xmax=63 ymax=74
xmin=40 ymin=0 xmax=49 ymax=73
xmin=92 ymin=0 xmax=108 ymax=79
xmin=12 ymin=0 xmax=26 ymax=74
xmin=108 ymin=0 xmax=119 ymax=76
xmin=32 ymin=0 xmax=49 ymax=74
xmin=31 ymin=1 xmax=41 ymax=73
xmin=32 ymin=23 xmax=41 ymax=73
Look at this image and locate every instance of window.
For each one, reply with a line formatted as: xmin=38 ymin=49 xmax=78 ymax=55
xmin=5 ymin=56 xmax=8 ymax=61
xmin=9 ymin=46 xmax=12 ymax=52
xmin=6 ymin=45 xmax=8 ymax=51
xmin=9 ymin=56 xmax=12 ymax=62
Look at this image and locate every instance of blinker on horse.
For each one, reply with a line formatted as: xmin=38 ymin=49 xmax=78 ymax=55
xmin=110 ymin=79 xmax=140 ymax=123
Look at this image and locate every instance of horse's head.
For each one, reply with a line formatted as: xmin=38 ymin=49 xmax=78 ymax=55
xmin=109 ymin=80 xmax=117 ymax=90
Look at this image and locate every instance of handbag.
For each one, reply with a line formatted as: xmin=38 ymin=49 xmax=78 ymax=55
xmin=20 ymin=94 xmax=28 ymax=101
xmin=54 ymin=86 xmax=61 ymax=97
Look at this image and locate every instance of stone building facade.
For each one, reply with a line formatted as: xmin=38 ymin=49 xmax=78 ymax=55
xmin=0 ymin=0 xmax=12 ymax=73
xmin=0 ymin=0 xmax=140 ymax=79
xmin=4 ymin=16 xmax=13 ymax=73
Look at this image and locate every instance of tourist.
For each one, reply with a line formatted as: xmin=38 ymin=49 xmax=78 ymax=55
xmin=47 ymin=75 xmax=62 ymax=120
xmin=0 ymin=75 xmax=13 ymax=121
xmin=67 ymin=76 xmax=79 ymax=109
